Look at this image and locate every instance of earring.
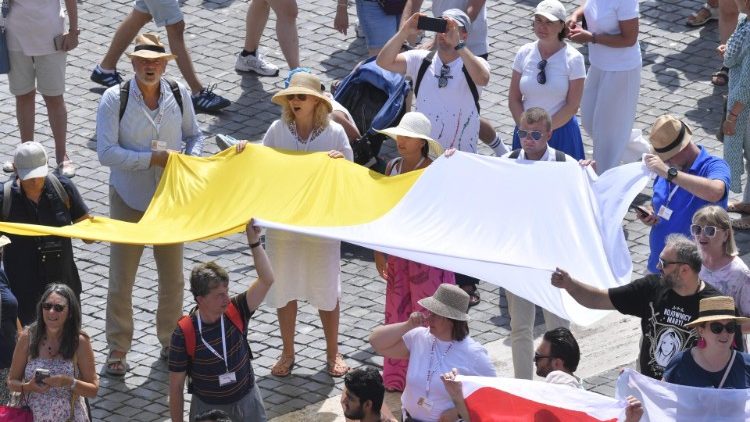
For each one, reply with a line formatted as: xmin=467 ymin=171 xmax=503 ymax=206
xmin=697 ymin=337 xmax=706 ymax=348
xmin=732 ymin=339 xmax=737 ymax=349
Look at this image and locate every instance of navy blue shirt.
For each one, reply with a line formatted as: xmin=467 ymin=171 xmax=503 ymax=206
xmin=664 ymin=349 xmax=750 ymax=389
xmin=0 ymin=269 xmax=17 ymax=369
xmin=648 ymin=146 xmax=730 ymax=273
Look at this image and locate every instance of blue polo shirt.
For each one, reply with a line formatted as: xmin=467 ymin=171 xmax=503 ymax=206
xmin=648 ymin=146 xmax=730 ymax=273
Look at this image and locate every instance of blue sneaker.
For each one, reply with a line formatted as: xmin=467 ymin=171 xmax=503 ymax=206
xmin=90 ymin=66 xmax=123 ymax=87
xmin=192 ymin=84 xmax=231 ymax=113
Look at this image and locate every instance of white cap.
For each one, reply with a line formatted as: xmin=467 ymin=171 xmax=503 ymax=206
xmin=13 ymin=141 xmax=49 ymax=181
xmin=534 ymin=0 xmax=567 ymax=22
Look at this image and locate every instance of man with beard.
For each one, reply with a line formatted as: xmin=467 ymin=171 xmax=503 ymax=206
xmin=341 ymin=368 xmax=397 ymax=422
xmin=551 ymin=234 xmax=726 ymax=380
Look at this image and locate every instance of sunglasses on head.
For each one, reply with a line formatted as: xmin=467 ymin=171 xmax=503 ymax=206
xmin=42 ymin=303 xmax=66 ymax=312
xmin=518 ymin=130 xmax=544 ymax=141
xmin=537 ymin=59 xmax=547 ymax=85
xmin=286 ymin=94 xmax=308 ymax=101
xmin=690 ymin=224 xmax=718 ymax=237
xmin=709 ymin=321 xmax=737 ymax=334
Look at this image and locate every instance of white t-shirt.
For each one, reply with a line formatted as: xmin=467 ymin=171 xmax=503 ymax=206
xmin=431 ymin=0 xmax=489 ymax=56
xmin=584 ymin=0 xmax=641 ymax=71
xmin=404 ymin=50 xmax=490 ymax=153
xmin=512 ymin=41 xmax=586 ymax=116
xmin=401 ymin=327 xmax=496 ymax=421
xmin=545 ymin=370 xmax=584 ymax=389
xmin=501 ymin=146 xmax=572 ymax=162
xmin=700 ymin=256 xmax=750 ymax=317
xmin=6 ymin=0 xmax=65 ymax=56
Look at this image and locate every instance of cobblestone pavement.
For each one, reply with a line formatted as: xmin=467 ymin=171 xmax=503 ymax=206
xmin=0 ymin=0 xmax=744 ymax=420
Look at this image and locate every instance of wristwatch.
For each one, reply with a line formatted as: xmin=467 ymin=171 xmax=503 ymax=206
xmin=454 ymin=41 xmax=466 ymax=51
xmin=666 ymin=166 xmax=678 ymax=182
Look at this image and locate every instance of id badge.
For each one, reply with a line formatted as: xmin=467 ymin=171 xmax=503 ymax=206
xmin=218 ymin=372 xmax=237 ymax=387
xmin=151 ymin=140 xmax=167 ymax=151
xmin=657 ymin=205 xmax=673 ymax=221
xmin=417 ymin=397 xmax=433 ymax=411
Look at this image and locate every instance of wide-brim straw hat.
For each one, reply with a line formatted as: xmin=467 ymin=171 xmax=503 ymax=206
xmin=377 ymin=112 xmax=444 ymax=160
xmin=126 ymin=33 xmax=177 ymax=60
xmin=649 ymin=114 xmax=692 ymax=161
xmin=685 ymin=296 xmax=750 ymax=328
xmin=271 ymin=73 xmax=332 ymax=113
xmin=417 ymin=284 xmax=470 ymax=321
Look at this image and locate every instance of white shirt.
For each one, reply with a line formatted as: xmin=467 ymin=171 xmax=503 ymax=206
xmin=512 ymin=41 xmax=586 ymax=116
xmin=700 ymin=256 xmax=750 ymax=317
xmin=431 ymin=0 xmax=489 ymax=56
xmin=545 ymin=370 xmax=584 ymax=389
xmin=584 ymin=0 xmax=641 ymax=71
xmin=404 ymin=50 xmax=490 ymax=153
xmin=502 ymin=146 xmax=572 ymax=162
xmin=401 ymin=327 xmax=496 ymax=421
xmin=6 ymin=0 xmax=65 ymax=56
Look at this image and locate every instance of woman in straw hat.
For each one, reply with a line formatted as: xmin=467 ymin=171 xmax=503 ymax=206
xmin=370 ymin=284 xmax=496 ymax=421
xmin=239 ymin=72 xmax=353 ymax=378
xmin=373 ymin=111 xmax=455 ymax=392
xmin=663 ymin=296 xmax=750 ymax=388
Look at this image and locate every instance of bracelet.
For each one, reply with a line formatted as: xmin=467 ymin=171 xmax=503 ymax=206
xmin=70 ymin=378 xmax=77 ymax=390
xmin=249 ymin=240 xmax=262 ymax=249
xmin=591 ymin=33 xmax=597 ymax=44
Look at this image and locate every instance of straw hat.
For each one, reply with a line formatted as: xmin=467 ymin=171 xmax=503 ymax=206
xmin=685 ymin=296 xmax=750 ymax=328
xmin=377 ymin=112 xmax=444 ymax=159
xmin=126 ymin=33 xmax=177 ymax=61
xmin=14 ymin=141 xmax=49 ymax=181
xmin=649 ymin=115 xmax=692 ymax=161
xmin=417 ymin=284 xmax=470 ymax=321
xmin=271 ymin=73 xmax=332 ymax=113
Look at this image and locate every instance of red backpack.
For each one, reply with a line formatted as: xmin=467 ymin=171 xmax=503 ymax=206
xmin=177 ymin=303 xmax=247 ymax=359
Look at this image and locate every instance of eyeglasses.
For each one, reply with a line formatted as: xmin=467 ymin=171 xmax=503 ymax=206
xmin=438 ymin=64 xmax=451 ymax=88
xmin=690 ymin=224 xmax=718 ymax=238
xmin=286 ymin=94 xmax=308 ymax=101
xmin=537 ymin=60 xmax=547 ymax=85
xmin=657 ymin=258 xmax=686 ymax=270
xmin=42 ymin=303 xmax=66 ymax=312
xmin=517 ymin=130 xmax=544 ymax=141
xmin=533 ymin=353 xmax=556 ymax=362
xmin=709 ymin=321 xmax=737 ymax=334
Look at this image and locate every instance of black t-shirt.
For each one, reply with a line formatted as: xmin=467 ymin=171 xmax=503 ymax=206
xmin=609 ymin=275 xmax=722 ymax=380
xmin=0 ymin=270 xmax=17 ymax=368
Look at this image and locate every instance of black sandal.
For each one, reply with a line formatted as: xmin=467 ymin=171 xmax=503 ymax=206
xmin=460 ymin=284 xmax=481 ymax=308
xmin=712 ymin=67 xmax=729 ymax=86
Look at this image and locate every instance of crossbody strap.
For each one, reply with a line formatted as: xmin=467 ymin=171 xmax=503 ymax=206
xmin=717 ymin=350 xmax=736 ymax=389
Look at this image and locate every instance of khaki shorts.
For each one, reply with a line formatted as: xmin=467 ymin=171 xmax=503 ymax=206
xmin=8 ymin=50 xmax=67 ymax=97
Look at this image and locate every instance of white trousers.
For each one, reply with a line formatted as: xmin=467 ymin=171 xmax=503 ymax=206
xmin=581 ymin=65 xmax=641 ymax=174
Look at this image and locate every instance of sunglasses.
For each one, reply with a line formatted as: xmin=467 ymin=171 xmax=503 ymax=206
xmin=42 ymin=303 xmax=66 ymax=312
xmin=657 ymin=258 xmax=686 ymax=270
xmin=286 ymin=94 xmax=308 ymax=101
xmin=533 ymin=353 xmax=555 ymax=362
xmin=708 ymin=321 xmax=737 ymax=334
xmin=537 ymin=59 xmax=547 ymax=85
xmin=438 ymin=64 xmax=451 ymax=88
xmin=690 ymin=224 xmax=718 ymax=237
xmin=517 ymin=130 xmax=544 ymax=141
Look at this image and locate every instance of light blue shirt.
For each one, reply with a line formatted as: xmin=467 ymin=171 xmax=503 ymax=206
xmin=96 ymin=78 xmax=203 ymax=211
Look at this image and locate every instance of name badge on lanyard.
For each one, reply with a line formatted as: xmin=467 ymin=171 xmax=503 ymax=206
xmin=658 ymin=184 xmax=680 ymax=221
xmin=197 ymin=312 xmax=237 ymax=387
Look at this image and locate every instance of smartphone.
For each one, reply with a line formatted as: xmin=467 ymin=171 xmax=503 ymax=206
xmin=631 ymin=204 xmax=650 ymax=218
xmin=34 ymin=368 xmax=50 ymax=385
xmin=417 ymin=16 xmax=447 ymax=33
xmin=53 ymin=34 xmax=64 ymax=51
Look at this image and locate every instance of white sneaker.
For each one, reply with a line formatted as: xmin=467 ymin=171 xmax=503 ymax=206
xmin=234 ymin=52 xmax=279 ymax=76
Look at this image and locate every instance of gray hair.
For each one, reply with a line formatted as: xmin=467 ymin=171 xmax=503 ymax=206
xmin=664 ymin=233 xmax=702 ymax=273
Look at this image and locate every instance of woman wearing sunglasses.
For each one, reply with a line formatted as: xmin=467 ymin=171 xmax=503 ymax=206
xmin=663 ymin=296 xmax=750 ymax=388
xmin=6 ymin=284 xmax=98 ymax=420
xmin=508 ymin=0 xmax=586 ymax=160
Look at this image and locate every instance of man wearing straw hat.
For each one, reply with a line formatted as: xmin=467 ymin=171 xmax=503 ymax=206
xmin=636 ymin=114 xmax=730 ymax=275
xmin=96 ymin=33 xmax=204 ymax=377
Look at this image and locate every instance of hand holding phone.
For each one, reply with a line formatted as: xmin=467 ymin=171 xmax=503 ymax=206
xmin=631 ymin=204 xmax=650 ymax=218
xmin=417 ymin=16 xmax=447 ymax=33
xmin=34 ymin=368 xmax=50 ymax=385
xmin=53 ymin=34 xmax=64 ymax=51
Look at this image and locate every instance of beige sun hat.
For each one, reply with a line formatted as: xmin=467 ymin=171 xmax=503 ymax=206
xmin=417 ymin=284 xmax=470 ymax=321
xmin=14 ymin=141 xmax=49 ymax=181
xmin=377 ymin=112 xmax=444 ymax=159
xmin=271 ymin=73 xmax=332 ymax=113
xmin=126 ymin=33 xmax=177 ymax=61
xmin=649 ymin=114 xmax=692 ymax=161
xmin=685 ymin=296 xmax=750 ymax=328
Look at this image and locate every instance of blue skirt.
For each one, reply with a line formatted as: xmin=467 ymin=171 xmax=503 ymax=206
xmin=511 ymin=115 xmax=585 ymax=160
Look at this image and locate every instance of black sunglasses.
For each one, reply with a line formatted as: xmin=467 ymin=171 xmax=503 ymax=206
xmin=286 ymin=94 xmax=308 ymax=101
xmin=657 ymin=258 xmax=686 ymax=270
xmin=709 ymin=321 xmax=737 ymax=334
xmin=42 ymin=303 xmax=66 ymax=312
xmin=438 ymin=64 xmax=451 ymax=88
xmin=537 ymin=59 xmax=547 ymax=85
xmin=690 ymin=224 xmax=718 ymax=238
xmin=533 ymin=353 xmax=555 ymax=362
xmin=517 ymin=130 xmax=544 ymax=141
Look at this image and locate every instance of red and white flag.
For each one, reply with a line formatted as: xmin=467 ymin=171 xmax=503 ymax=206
xmin=459 ymin=375 xmax=625 ymax=421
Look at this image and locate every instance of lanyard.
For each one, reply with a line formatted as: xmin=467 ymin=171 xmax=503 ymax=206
xmin=425 ymin=337 xmax=453 ymax=399
xmin=133 ymin=84 xmax=166 ymax=136
xmin=196 ymin=312 xmax=229 ymax=373
xmin=665 ymin=183 xmax=679 ymax=207
xmin=395 ymin=157 xmax=425 ymax=175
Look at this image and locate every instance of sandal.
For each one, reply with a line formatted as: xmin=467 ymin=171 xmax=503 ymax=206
xmin=105 ymin=350 xmax=129 ymax=376
xmin=327 ymin=353 xmax=350 ymax=377
xmin=271 ymin=354 xmax=295 ymax=377
xmin=460 ymin=284 xmax=481 ymax=308
xmin=686 ymin=3 xmax=718 ymax=27
xmin=727 ymin=201 xmax=750 ymax=214
xmin=732 ymin=216 xmax=750 ymax=230
xmin=712 ymin=67 xmax=729 ymax=86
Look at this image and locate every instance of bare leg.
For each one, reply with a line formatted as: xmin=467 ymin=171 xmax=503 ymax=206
xmin=319 ymin=301 xmax=340 ymax=362
xmin=15 ymin=91 xmax=36 ymax=142
xmin=100 ymin=10 xmax=152 ymax=70
xmin=42 ymin=95 xmax=67 ymax=164
xmin=165 ymin=21 xmax=202 ymax=92
xmin=478 ymin=117 xmax=496 ymax=145
xmin=269 ymin=0 xmax=299 ymax=69
xmin=277 ymin=300 xmax=297 ymax=357
xmin=244 ymin=0 xmax=271 ymax=53
xmin=718 ymin=0 xmax=739 ymax=44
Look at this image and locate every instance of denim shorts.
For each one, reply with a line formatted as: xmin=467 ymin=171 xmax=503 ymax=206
xmin=134 ymin=0 xmax=184 ymax=27
xmin=355 ymin=0 xmax=400 ymax=50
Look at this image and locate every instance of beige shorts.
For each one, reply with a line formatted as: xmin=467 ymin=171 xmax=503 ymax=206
xmin=8 ymin=50 xmax=67 ymax=96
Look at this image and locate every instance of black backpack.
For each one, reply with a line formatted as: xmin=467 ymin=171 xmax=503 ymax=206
xmin=119 ymin=78 xmax=184 ymax=121
xmin=414 ymin=50 xmax=480 ymax=113
xmin=509 ymin=148 xmax=567 ymax=162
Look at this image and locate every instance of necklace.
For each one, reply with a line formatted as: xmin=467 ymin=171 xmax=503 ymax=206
xmin=42 ymin=336 xmax=60 ymax=357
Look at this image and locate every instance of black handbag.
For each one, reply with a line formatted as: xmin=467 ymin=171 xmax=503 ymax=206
xmin=377 ymin=0 xmax=406 ymax=15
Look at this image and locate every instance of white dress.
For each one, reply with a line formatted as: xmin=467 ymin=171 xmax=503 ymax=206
xmin=262 ymin=119 xmax=354 ymax=311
